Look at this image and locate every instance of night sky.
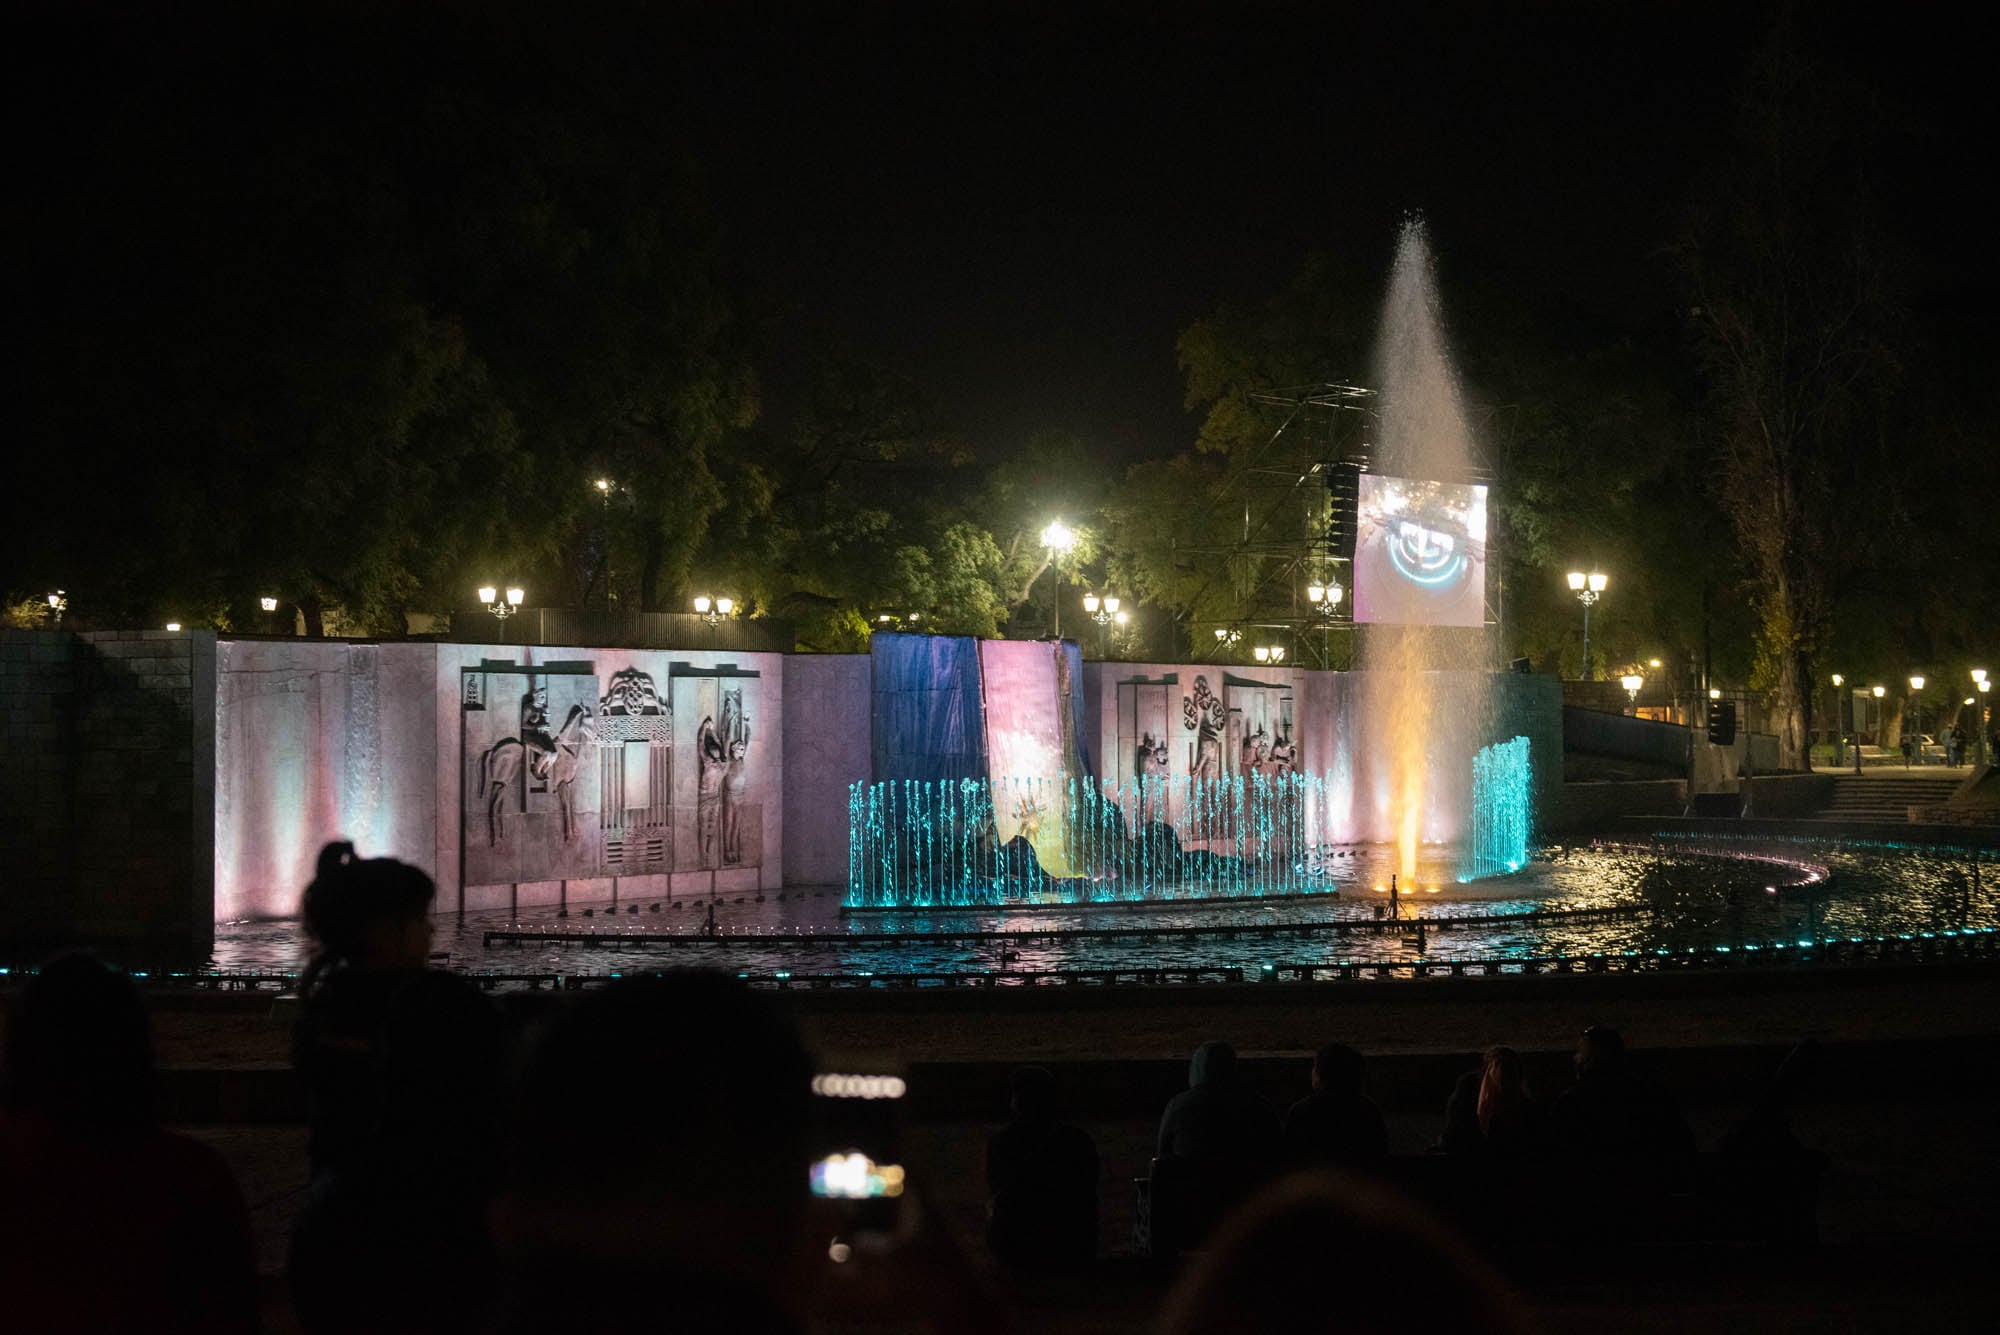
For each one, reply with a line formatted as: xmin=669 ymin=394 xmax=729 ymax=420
xmin=649 ymin=0 xmax=1990 ymax=461
xmin=14 ymin=0 xmax=1990 ymax=466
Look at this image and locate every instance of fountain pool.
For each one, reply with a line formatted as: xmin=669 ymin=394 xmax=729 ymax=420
xmin=198 ymin=836 xmax=1998 ymax=986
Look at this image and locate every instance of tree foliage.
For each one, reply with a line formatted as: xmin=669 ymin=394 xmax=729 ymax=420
xmin=9 ymin=2 xmax=755 ymax=633
xmin=1678 ymin=28 xmax=1905 ymax=766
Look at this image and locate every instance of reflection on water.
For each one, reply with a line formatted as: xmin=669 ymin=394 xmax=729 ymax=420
xmin=210 ymin=838 xmax=1999 ymax=985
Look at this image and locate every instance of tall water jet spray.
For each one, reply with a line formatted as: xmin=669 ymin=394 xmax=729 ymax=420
xmin=1361 ymin=220 xmax=1493 ymax=884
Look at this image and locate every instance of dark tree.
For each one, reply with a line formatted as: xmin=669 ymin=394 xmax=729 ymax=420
xmin=1678 ymin=26 xmax=1904 ymax=768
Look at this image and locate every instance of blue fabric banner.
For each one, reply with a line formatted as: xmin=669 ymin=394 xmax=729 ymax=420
xmin=869 ymin=632 xmax=986 ymax=784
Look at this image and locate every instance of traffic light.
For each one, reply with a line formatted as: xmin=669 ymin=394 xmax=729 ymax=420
xmin=1706 ymin=699 xmax=1737 ymax=746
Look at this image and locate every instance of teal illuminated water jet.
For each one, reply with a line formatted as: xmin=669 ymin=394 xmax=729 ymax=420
xmin=1463 ymin=735 xmax=1531 ymax=881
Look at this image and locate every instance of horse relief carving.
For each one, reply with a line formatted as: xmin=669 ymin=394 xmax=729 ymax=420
xmin=478 ymin=702 xmax=596 ymax=846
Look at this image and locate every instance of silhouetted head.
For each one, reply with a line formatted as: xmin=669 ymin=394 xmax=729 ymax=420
xmin=1154 ymin=1172 xmax=1531 ymax=1335
xmin=1576 ymin=1025 xmax=1626 ymax=1078
xmin=497 ymin=972 xmax=813 ymax=1293
xmin=1011 ymin=1065 xmax=1057 ymax=1121
xmin=1189 ymin=1040 xmax=1237 ymax=1088
xmin=1476 ymin=1045 xmax=1527 ymax=1135
xmin=299 ymin=841 xmax=436 ymax=994
xmin=3 ymin=953 xmax=152 ymax=1130
xmin=1311 ymin=1043 xmax=1364 ymax=1096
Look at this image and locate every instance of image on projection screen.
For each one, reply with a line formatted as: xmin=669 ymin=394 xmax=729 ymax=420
xmin=1352 ymin=473 xmax=1489 ymax=627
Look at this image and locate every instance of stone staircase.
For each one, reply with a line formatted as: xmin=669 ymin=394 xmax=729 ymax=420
xmin=1813 ymin=774 xmax=1964 ymax=823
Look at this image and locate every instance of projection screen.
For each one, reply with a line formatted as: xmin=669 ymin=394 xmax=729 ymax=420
xmin=1351 ymin=473 xmax=1489 ymax=627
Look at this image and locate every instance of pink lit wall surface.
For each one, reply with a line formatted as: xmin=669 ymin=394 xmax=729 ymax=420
xmin=214 ymin=640 xmax=438 ymax=921
xmin=214 ymin=639 xmax=786 ymax=922
xmin=1081 ymin=662 xmax=1495 ymax=849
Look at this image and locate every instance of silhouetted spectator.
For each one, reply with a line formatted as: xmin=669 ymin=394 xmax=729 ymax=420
xmin=1153 ymin=1172 xmax=1533 ymax=1335
xmin=1550 ymin=1025 xmax=1694 ymax=1158
xmin=985 ymin=1065 xmax=1099 ymax=1265
xmin=288 ymin=841 xmax=506 ymax=1334
xmin=492 ymin=972 xmax=814 ymax=1334
xmin=0 ymin=954 xmax=256 ymax=1335
xmin=1714 ymin=1039 xmax=1828 ymax=1243
xmin=1148 ymin=1040 xmax=1283 ymax=1257
xmin=1283 ymin=1042 xmax=1388 ymax=1168
xmin=1442 ymin=1045 xmax=1547 ymax=1156
xmin=1717 ymin=1038 xmax=1820 ymax=1160
xmin=1157 ymin=1039 xmax=1281 ymax=1162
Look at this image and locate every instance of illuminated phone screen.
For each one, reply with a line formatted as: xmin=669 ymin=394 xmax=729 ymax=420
xmin=810 ymin=1151 xmax=905 ymax=1199
xmin=810 ymin=1071 xmax=907 ymax=1205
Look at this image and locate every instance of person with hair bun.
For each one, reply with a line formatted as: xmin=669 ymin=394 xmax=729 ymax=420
xmin=288 ymin=841 xmax=506 ymax=1334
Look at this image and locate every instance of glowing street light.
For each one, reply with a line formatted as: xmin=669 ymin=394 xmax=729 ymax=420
xmin=44 ymin=589 xmax=66 ymax=628
xmin=693 ymin=594 xmax=735 ymax=627
xmin=1040 ymin=521 xmax=1077 ymax=639
xmin=164 ymin=621 xmax=181 ymax=632
xmin=1566 ymin=570 xmax=1608 ymax=679
xmin=1081 ymin=590 xmax=1121 ymax=659
xmin=479 ymin=584 xmax=525 ymax=642
xmin=1979 ymin=678 xmax=1992 ymax=768
xmin=1908 ymin=675 xmax=1926 ymax=765
xmin=1253 ymin=645 xmax=1287 ymax=664
xmin=1830 ymin=673 xmax=1846 ymax=766
xmin=260 ymin=596 xmax=279 ymax=612
xmin=1620 ymin=673 xmax=1644 ymax=712
xmin=1305 ymin=580 xmax=1345 ymax=617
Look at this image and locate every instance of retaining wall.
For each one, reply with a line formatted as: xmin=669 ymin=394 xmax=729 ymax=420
xmin=0 ymin=628 xmax=214 ymax=963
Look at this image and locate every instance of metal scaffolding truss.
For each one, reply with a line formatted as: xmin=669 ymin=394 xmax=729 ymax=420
xmin=1176 ymin=383 xmax=1377 ymax=668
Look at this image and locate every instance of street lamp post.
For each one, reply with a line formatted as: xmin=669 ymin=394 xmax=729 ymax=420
xmin=1040 ymin=521 xmax=1076 ymax=639
xmin=693 ymin=594 xmax=735 ymax=628
xmin=260 ymin=596 xmax=281 ymax=635
xmin=1082 ymin=591 xmax=1120 ymax=658
xmin=1253 ymin=645 xmax=1287 ymax=665
xmin=1306 ymin=578 xmax=1344 ymax=668
xmin=1829 ymin=673 xmax=1844 ymax=767
xmin=1867 ymin=685 xmax=1885 ymax=769
xmin=594 ymin=478 xmax=617 ymax=606
xmin=1909 ymin=675 xmax=1926 ymax=765
xmin=478 ymin=584 xmax=526 ymax=644
xmin=1978 ymin=675 xmax=1991 ymax=768
xmin=1620 ymin=673 xmax=1644 ymax=715
xmin=44 ymin=590 xmax=66 ymax=629
xmin=1566 ymin=571 xmax=1608 ymax=680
